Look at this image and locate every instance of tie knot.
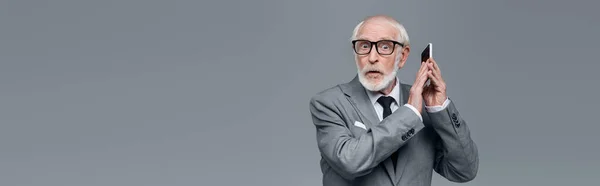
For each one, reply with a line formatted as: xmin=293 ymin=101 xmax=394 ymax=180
xmin=376 ymin=96 xmax=395 ymax=108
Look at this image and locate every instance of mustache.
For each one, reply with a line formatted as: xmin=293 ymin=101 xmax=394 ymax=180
xmin=361 ymin=65 xmax=384 ymax=73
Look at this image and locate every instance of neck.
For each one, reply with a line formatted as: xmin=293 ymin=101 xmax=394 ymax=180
xmin=379 ymin=78 xmax=396 ymax=96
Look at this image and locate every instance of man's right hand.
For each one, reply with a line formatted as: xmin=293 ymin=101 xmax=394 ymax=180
xmin=407 ymin=61 xmax=431 ymax=113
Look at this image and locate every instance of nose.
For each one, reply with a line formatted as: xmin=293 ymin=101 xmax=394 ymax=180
xmin=367 ymin=45 xmax=379 ymax=64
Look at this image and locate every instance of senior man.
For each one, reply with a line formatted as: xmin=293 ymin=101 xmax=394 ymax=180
xmin=308 ymin=15 xmax=479 ymax=186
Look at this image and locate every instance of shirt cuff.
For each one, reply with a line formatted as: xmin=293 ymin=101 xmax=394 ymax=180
xmin=425 ymin=98 xmax=450 ymax=113
xmin=403 ymin=104 xmax=423 ymax=122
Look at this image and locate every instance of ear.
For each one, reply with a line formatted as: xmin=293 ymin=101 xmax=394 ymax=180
xmin=397 ymin=46 xmax=410 ymax=69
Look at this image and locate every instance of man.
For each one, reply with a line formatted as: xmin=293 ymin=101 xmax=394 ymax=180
xmin=308 ymin=15 xmax=479 ymax=186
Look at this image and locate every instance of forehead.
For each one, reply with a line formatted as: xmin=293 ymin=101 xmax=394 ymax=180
xmin=356 ymin=21 xmax=398 ymax=41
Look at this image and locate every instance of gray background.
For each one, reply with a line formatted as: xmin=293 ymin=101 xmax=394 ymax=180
xmin=1 ymin=0 xmax=598 ymax=185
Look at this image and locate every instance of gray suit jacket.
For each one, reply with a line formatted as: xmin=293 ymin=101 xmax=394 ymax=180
xmin=309 ymin=75 xmax=479 ymax=186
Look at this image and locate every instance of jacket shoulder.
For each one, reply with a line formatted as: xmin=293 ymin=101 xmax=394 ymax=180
xmin=309 ymin=84 xmax=345 ymax=105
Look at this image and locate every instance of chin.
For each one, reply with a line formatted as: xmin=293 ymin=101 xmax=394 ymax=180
xmin=358 ymin=71 xmax=398 ymax=92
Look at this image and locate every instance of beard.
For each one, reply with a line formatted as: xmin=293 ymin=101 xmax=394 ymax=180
xmin=356 ymin=55 xmax=401 ymax=92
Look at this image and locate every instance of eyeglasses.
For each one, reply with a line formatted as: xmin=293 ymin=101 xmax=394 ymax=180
xmin=352 ymin=40 xmax=404 ymax=55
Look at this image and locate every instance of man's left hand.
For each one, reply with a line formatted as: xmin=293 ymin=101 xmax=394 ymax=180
xmin=422 ymin=58 xmax=448 ymax=106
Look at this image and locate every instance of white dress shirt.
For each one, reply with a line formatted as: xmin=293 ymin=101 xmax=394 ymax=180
xmin=365 ymin=77 xmax=450 ymax=122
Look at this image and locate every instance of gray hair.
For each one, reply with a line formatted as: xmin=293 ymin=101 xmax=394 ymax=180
xmin=350 ymin=16 xmax=410 ymax=46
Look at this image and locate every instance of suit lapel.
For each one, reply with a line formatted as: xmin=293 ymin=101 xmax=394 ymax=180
xmin=340 ymin=75 xmax=380 ymax=126
xmin=340 ymin=75 xmax=396 ymax=183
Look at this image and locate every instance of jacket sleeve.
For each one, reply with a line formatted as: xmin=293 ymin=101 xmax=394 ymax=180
xmin=309 ymin=95 xmax=424 ymax=180
xmin=427 ymin=99 xmax=479 ymax=182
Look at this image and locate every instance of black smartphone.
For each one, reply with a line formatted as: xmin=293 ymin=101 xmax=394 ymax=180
xmin=421 ymin=43 xmax=432 ymax=86
xmin=421 ymin=43 xmax=432 ymax=62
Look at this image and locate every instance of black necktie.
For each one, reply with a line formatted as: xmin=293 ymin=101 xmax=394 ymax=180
xmin=377 ymin=96 xmax=398 ymax=168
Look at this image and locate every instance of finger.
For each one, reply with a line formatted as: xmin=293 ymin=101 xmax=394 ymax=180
xmin=415 ymin=68 xmax=429 ymax=89
xmin=412 ymin=62 xmax=429 ymax=92
xmin=426 ymin=62 xmax=439 ymax=80
xmin=418 ymin=70 xmax=432 ymax=87
xmin=427 ymin=71 xmax=441 ymax=86
xmin=425 ymin=60 xmax=436 ymax=71
xmin=430 ymin=58 xmax=438 ymax=70
xmin=430 ymin=58 xmax=442 ymax=77
xmin=415 ymin=62 xmax=428 ymax=82
xmin=427 ymin=71 xmax=446 ymax=91
xmin=418 ymin=60 xmax=428 ymax=75
xmin=427 ymin=62 xmax=434 ymax=72
xmin=426 ymin=59 xmax=443 ymax=84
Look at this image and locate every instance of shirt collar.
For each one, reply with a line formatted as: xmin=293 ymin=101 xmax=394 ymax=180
xmin=365 ymin=77 xmax=401 ymax=106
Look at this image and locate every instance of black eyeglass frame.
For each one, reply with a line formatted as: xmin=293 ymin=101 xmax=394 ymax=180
xmin=351 ymin=39 xmax=404 ymax=55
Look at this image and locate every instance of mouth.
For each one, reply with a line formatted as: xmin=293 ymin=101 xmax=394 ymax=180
xmin=365 ymin=70 xmax=382 ymax=76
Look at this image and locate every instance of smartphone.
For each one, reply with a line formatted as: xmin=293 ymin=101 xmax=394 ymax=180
xmin=421 ymin=43 xmax=432 ymax=86
xmin=421 ymin=43 xmax=432 ymax=62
